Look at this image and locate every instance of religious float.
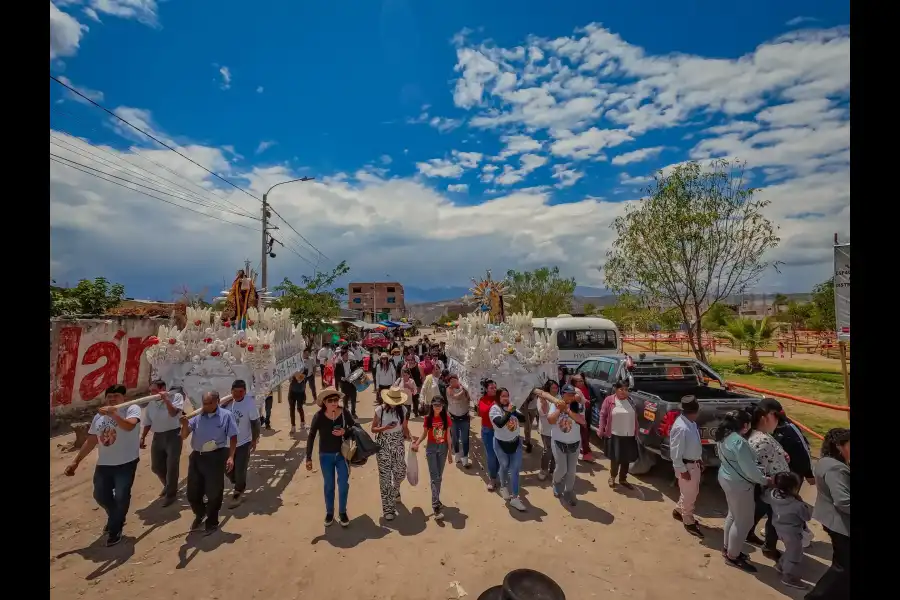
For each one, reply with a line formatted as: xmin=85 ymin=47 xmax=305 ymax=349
xmin=446 ymin=272 xmax=558 ymax=404
xmin=142 ymin=264 xmax=306 ymax=409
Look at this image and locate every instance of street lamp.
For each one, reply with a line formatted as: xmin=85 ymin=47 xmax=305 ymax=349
xmin=261 ymin=177 xmax=315 ymax=288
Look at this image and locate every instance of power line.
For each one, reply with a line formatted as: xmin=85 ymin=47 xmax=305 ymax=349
xmin=50 ymin=107 xmax=259 ymax=219
xmin=51 ymin=74 xmax=262 ymax=203
xmin=51 ymin=75 xmax=331 ymax=264
xmin=50 ymin=135 xmax=259 ymax=221
xmin=50 ymin=155 xmax=258 ymax=231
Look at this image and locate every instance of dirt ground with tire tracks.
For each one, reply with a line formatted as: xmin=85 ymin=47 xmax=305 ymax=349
xmin=50 ymin=377 xmax=832 ymax=600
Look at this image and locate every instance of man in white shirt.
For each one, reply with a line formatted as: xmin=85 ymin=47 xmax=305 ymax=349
xmin=669 ymin=395 xmax=704 ymax=538
xmin=140 ymin=380 xmax=185 ymax=506
xmin=317 ymin=344 xmax=333 ymax=385
xmin=64 ymin=384 xmax=142 ymax=547
xmin=221 ymin=380 xmax=260 ymax=507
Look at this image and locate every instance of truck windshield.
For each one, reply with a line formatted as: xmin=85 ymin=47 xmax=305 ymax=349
xmin=556 ymin=329 xmax=617 ymax=350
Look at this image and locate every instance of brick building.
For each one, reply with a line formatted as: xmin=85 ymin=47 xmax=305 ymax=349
xmin=348 ymin=282 xmax=406 ymax=321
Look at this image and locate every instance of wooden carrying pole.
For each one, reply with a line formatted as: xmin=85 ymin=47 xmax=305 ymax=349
xmin=107 ymin=393 xmax=234 ymax=418
xmin=838 ymin=341 xmax=850 ymax=408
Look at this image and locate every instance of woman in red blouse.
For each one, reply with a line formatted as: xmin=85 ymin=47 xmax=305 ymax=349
xmin=477 ymin=380 xmax=501 ymax=491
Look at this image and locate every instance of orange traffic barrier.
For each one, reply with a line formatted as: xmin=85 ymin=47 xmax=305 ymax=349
xmin=725 ymin=381 xmax=849 ymax=412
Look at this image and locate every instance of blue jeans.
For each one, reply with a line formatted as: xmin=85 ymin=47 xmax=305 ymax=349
xmin=425 ymin=443 xmax=449 ymax=508
xmin=450 ymin=416 xmax=471 ymax=457
xmin=481 ymin=426 xmax=499 ymax=480
xmin=319 ymin=452 xmax=349 ymax=515
xmin=493 ymin=438 xmax=523 ymax=496
xmin=93 ymin=459 xmax=139 ymax=536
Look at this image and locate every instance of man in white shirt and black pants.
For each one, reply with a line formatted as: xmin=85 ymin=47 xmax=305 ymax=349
xmin=64 ymin=384 xmax=142 ymax=547
xmin=222 ymin=380 xmax=260 ymax=507
xmin=669 ymin=395 xmax=704 ymax=538
xmin=140 ymin=379 xmax=185 ymax=507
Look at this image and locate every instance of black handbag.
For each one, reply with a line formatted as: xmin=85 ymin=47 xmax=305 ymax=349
xmin=349 ymin=424 xmax=380 ymax=465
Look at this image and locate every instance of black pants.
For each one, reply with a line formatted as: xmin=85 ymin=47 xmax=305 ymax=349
xmin=226 ymin=442 xmax=252 ymax=494
xmin=288 ymin=395 xmax=306 ymax=426
xmin=752 ymin=484 xmax=778 ymax=550
xmin=187 ymin=449 xmax=227 ymax=526
xmin=262 ymin=396 xmax=273 ymax=427
xmin=411 ymin=392 xmax=420 ymax=416
xmin=150 ymin=429 xmax=183 ymax=500
xmin=304 ymin=376 xmax=317 ymax=398
xmin=93 ymin=459 xmax=139 ymax=537
xmin=806 ymin=528 xmax=850 ymax=600
xmin=609 ymin=460 xmax=630 ymax=481
xmin=341 ymin=384 xmax=358 ymax=415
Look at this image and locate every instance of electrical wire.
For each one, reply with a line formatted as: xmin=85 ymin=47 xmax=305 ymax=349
xmin=50 ymin=136 xmax=259 ymax=221
xmin=50 ymin=155 xmax=258 ymax=231
xmin=50 ymin=105 xmax=259 ymax=220
xmin=267 ymin=205 xmax=331 ymax=261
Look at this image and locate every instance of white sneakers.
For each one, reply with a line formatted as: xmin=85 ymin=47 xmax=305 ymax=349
xmin=499 ymin=487 xmax=511 ymax=501
xmin=537 ymin=470 xmax=548 ymax=481
xmin=508 ymin=497 xmax=526 ymax=512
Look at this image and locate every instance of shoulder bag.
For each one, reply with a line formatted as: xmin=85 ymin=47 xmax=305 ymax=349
xmin=340 ymin=411 xmax=358 ymax=463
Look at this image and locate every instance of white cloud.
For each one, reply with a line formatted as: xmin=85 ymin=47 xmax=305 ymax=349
xmin=380 ymin=155 xmax=392 ymax=165
xmin=256 ymin=140 xmax=277 ymax=154
xmin=447 ymin=184 xmax=469 ymax=193
xmin=498 ymin=134 xmax=542 ymax=159
xmin=256 ymin=86 xmax=264 ymax=94
xmin=551 ymin=164 xmax=584 ymax=188
xmin=50 ymin=2 xmax=88 ymax=61
xmin=786 ymin=16 xmax=818 ymax=26
xmin=416 ymin=158 xmax=463 ymax=179
xmin=453 ymin=48 xmax=501 ymax=108
xmin=550 ymin=127 xmax=632 ymax=160
xmin=406 ymin=109 xmax=462 ymax=132
xmin=217 ymin=66 xmax=232 ymax=90
xmin=85 ymin=0 xmax=159 ymax=27
xmin=55 ymin=76 xmax=104 ymax=104
xmin=618 ymin=173 xmax=652 ymax=186
xmin=495 ymin=154 xmax=548 ymax=186
xmin=611 ymin=146 xmax=664 ymax=165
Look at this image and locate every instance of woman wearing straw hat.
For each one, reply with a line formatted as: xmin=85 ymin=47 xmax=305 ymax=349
xmin=306 ymin=389 xmax=357 ymax=528
xmin=372 ymin=386 xmax=411 ymax=521
xmin=374 ymin=352 xmax=397 ymax=405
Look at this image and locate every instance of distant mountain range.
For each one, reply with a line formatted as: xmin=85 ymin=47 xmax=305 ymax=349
xmin=403 ymin=285 xmax=609 ymax=304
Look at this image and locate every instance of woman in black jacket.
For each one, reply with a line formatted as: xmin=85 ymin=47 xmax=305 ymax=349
xmin=763 ymin=398 xmax=815 ymax=485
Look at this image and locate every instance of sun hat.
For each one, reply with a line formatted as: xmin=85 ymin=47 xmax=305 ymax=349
xmin=391 ymin=347 xmax=401 ymax=354
xmin=379 ymin=352 xmax=389 ymax=359
xmin=382 ymin=386 xmax=409 ymax=407
xmin=315 ymin=388 xmax=343 ymax=407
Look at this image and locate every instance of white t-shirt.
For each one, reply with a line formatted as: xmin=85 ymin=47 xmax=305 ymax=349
xmin=230 ymin=397 xmax=260 ymax=446
xmin=548 ymin=402 xmax=582 ymax=444
xmin=489 ymin=404 xmax=521 ymax=442
xmin=375 ymin=405 xmax=404 ymax=433
xmin=144 ymin=393 xmax=184 ymax=433
xmin=611 ymin=398 xmax=636 ymax=437
xmin=375 ymin=363 xmax=396 ymax=387
xmin=318 ymin=347 xmax=333 ymax=362
xmin=537 ymin=396 xmax=554 ymax=436
xmin=89 ymin=405 xmax=142 ymax=466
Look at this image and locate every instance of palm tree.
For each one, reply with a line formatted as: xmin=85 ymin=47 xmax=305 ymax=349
xmin=724 ymin=317 xmax=779 ymax=372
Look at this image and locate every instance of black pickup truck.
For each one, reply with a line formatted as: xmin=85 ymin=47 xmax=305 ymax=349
xmin=574 ymin=353 xmax=759 ymax=474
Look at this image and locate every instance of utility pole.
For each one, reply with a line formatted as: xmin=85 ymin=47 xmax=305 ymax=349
xmin=260 ymin=177 xmax=315 ymax=289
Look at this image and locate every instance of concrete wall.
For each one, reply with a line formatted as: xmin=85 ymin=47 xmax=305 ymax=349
xmin=50 ymin=317 xmax=162 ymax=414
xmin=348 ymin=282 xmax=406 ymax=317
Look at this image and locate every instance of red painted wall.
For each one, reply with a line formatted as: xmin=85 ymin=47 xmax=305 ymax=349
xmin=49 ymin=317 xmax=161 ymax=413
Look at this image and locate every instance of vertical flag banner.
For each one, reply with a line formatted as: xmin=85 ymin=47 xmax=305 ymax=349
xmin=833 ymin=244 xmax=850 ymax=341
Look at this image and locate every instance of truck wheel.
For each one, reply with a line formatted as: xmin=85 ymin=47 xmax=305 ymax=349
xmin=629 ymin=441 xmax=657 ymax=475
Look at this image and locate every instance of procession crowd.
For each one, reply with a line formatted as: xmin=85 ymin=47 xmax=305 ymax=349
xmin=61 ymin=334 xmax=849 ymax=600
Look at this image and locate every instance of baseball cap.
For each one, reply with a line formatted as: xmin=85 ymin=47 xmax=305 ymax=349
xmin=561 ymin=384 xmax=577 ymax=394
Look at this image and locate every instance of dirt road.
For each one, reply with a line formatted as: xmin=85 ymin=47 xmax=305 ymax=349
xmin=50 ymin=381 xmax=830 ymax=600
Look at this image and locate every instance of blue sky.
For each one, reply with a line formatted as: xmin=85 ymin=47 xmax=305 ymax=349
xmin=49 ymin=1 xmax=850 ymax=302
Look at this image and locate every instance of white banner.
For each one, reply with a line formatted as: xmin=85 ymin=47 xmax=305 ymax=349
xmin=833 ymin=244 xmax=850 ymax=341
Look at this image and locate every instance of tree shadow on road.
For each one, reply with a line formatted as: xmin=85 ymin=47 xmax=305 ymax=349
xmin=228 ymin=440 xmax=303 ymax=519
xmin=310 ymin=514 xmax=390 ymax=549
xmin=54 ymin=526 xmax=157 ymax=581
xmin=174 ymin=515 xmax=242 ymax=570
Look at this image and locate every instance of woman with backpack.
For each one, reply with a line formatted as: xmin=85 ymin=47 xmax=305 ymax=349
xmin=412 ymin=396 xmax=453 ymax=520
xmin=371 ymin=386 xmax=411 ymax=521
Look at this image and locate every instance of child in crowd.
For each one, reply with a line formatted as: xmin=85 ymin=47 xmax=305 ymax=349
xmin=766 ymin=471 xmax=812 ymax=590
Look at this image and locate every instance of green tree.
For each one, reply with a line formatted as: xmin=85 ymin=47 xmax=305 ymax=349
xmin=655 ymin=307 xmax=682 ymax=332
xmin=724 ymin=317 xmax=779 ymax=372
xmin=778 ymin=300 xmax=813 ymax=342
xmin=582 ymin=302 xmax=597 ymax=316
xmin=807 ymin=278 xmax=835 ymax=332
xmin=50 ymin=277 xmax=126 ymax=317
xmin=701 ymin=302 xmax=736 ymax=332
xmin=603 ymin=160 xmax=781 ymax=363
xmin=505 ymin=267 xmax=576 ymax=317
xmin=601 ymin=293 xmax=653 ymax=332
xmin=273 ymin=261 xmax=350 ymax=340
xmin=772 ymin=293 xmax=789 ymax=315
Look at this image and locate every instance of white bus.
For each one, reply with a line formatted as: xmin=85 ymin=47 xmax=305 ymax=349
xmin=532 ymin=315 xmax=622 ymax=371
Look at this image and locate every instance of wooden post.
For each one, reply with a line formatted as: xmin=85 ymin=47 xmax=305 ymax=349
xmin=839 ymin=341 xmax=850 ymax=408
